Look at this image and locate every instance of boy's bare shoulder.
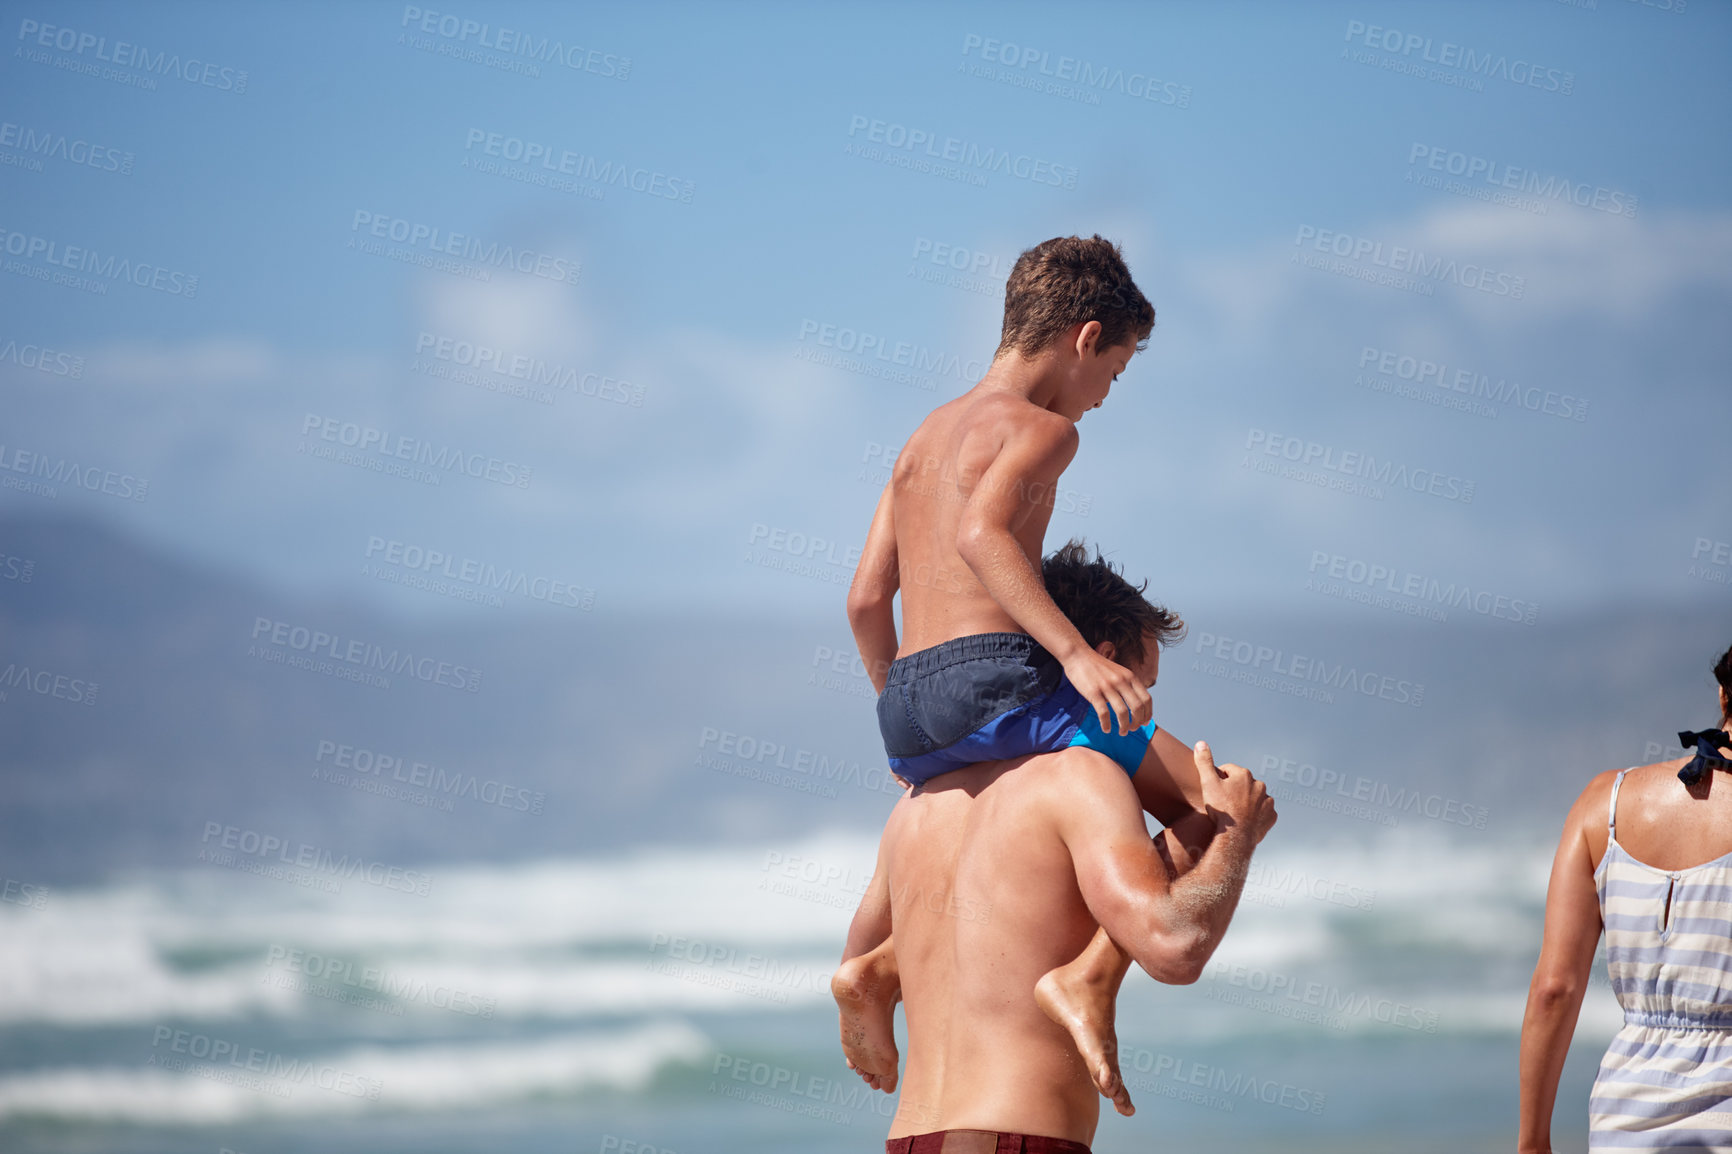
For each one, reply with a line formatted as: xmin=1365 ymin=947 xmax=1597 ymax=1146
xmin=955 ymin=390 xmax=1076 ymax=451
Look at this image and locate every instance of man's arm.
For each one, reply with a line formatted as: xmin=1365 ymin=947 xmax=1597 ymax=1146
xmin=847 ymin=481 xmax=900 ymax=695
xmin=955 ymin=417 xmax=1151 ymax=736
xmin=1517 ymin=772 xmax=1610 ymax=1154
xmin=1055 ymin=742 xmax=1275 ymax=984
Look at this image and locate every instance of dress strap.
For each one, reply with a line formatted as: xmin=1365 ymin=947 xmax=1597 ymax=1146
xmin=1607 ymin=767 xmax=1634 ymax=837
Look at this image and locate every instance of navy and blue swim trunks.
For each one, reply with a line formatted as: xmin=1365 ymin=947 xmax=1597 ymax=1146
xmin=876 ymin=632 xmax=1158 ymax=788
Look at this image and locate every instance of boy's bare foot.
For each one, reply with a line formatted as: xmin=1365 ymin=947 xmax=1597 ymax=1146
xmin=1036 ymin=963 xmax=1134 ymax=1116
xmin=832 ymin=943 xmax=901 ymax=1093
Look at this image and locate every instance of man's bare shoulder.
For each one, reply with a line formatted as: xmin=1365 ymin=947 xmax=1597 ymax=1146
xmin=994 ymin=748 xmax=1144 ymax=825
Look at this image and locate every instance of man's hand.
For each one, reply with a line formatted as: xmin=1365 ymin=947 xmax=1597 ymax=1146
xmin=1062 ymin=647 xmax=1153 ymax=737
xmin=1194 ymin=741 xmax=1277 ymax=844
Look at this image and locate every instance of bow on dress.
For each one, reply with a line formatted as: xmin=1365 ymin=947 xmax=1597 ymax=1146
xmin=1676 ymin=728 xmax=1732 ymax=786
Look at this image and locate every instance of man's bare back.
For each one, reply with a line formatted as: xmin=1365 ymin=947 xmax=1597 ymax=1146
xmin=869 ymin=743 xmax=1274 ymax=1145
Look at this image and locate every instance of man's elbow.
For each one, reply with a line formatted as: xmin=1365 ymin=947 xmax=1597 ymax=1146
xmin=1136 ymin=927 xmax=1213 ymax=986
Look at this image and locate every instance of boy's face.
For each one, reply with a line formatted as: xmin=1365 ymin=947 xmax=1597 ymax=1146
xmin=1065 ymin=325 xmax=1137 ymax=419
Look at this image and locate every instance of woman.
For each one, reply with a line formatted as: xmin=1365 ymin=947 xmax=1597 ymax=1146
xmin=1520 ymin=642 xmax=1732 ymax=1151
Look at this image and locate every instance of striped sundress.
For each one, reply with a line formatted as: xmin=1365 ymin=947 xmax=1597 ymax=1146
xmin=1591 ymin=766 xmax=1732 ymax=1147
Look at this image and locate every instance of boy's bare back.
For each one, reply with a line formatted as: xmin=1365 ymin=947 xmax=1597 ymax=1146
xmin=889 ymin=388 xmax=1078 ymax=654
xmin=847 ymin=234 xmax=1157 ymax=753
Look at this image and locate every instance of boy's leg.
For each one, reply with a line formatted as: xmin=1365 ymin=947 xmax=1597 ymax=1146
xmin=1035 ymin=809 xmax=1217 ymax=1117
xmin=1131 ymin=727 xmax=1212 ymax=826
xmin=833 ymin=933 xmax=902 ymax=1092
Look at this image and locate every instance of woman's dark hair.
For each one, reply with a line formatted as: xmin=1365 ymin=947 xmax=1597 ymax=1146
xmin=1716 ymin=642 xmax=1732 ymax=723
xmin=1042 ymin=539 xmax=1184 ymax=668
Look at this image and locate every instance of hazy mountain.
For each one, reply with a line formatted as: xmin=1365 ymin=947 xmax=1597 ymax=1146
xmin=0 ymin=513 xmax=1725 ymax=884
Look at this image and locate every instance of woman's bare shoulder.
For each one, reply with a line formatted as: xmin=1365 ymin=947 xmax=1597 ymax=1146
xmin=1568 ymin=768 xmax=1626 ymax=860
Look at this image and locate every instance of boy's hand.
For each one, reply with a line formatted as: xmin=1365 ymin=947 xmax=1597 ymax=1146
xmin=1063 ymin=648 xmax=1153 ymax=736
xmin=1195 ymin=741 xmax=1277 ymax=844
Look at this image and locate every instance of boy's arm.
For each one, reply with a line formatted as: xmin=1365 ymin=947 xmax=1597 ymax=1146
xmin=847 ymin=481 xmax=900 ymax=695
xmin=956 ymin=419 xmax=1151 ymax=735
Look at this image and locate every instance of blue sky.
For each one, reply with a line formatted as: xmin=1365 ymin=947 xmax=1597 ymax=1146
xmin=2 ymin=0 xmax=1729 ymax=625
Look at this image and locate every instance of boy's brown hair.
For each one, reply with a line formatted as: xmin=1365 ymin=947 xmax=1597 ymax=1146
xmin=996 ymin=235 xmax=1156 ymax=359
xmin=1042 ymin=538 xmax=1184 ymax=668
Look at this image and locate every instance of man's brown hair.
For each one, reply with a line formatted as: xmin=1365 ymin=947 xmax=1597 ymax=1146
xmin=996 ymin=235 xmax=1156 ymax=359
xmin=1042 ymin=538 xmax=1184 ymax=668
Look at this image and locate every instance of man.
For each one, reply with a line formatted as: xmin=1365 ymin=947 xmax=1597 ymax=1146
xmin=837 ymin=738 xmax=1275 ymax=1151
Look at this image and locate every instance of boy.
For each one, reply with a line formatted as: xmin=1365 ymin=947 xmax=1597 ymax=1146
xmin=843 ymin=238 xmax=1254 ymax=1112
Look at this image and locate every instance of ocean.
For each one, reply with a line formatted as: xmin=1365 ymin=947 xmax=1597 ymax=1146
xmin=0 ymin=826 xmax=1617 ymax=1153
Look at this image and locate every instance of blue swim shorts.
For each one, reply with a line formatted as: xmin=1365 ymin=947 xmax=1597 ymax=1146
xmin=875 ymin=632 xmax=1157 ymax=788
